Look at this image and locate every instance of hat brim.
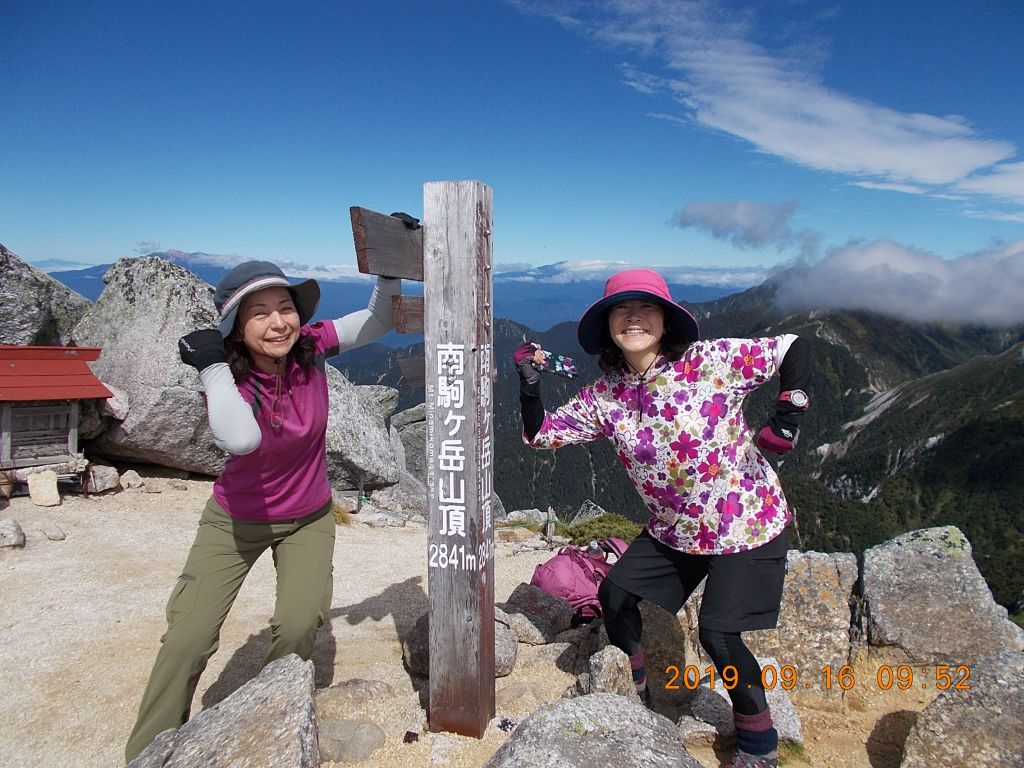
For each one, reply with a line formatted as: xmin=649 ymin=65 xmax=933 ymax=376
xmin=217 ymin=277 xmax=321 ymax=337
xmin=576 ymin=290 xmax=699 ymax=355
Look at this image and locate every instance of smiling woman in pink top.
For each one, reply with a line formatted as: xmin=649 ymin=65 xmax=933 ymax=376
xmin=514 ymin=268 xmax=811 ymax=768
xmin=126 ymin=258 xmax=401 ymax=762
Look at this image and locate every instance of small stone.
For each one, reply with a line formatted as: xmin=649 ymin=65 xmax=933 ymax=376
xmin=1 ymin=519 xmax=26 ymax=548
xmin=317 ymin=718 xmax=386 ymax=763
xmin=28 ymin=470 xmax=60 ymax=507
xmin=39 ymin=520 xmax=66 ymax=541
xmin=120 ymin=469 xmax=144 ymax=490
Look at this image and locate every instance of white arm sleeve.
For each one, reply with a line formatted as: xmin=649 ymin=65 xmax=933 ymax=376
xmin=198 ymin=363 xmax=262 ymax=455
xmin=332 ymin=276 xmax=401 ymax=352
xmin=776 ymin=333 xmax=799 ymax=367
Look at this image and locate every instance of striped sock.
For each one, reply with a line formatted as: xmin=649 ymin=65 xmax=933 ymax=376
xmin=734 ymin=708 xmax=778 ymax=756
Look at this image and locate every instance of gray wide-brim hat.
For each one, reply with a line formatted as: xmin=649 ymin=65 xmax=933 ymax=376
xmin=213 ymin=260 xmax=321 ymax=337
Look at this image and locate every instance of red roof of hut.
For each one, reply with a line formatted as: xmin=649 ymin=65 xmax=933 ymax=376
xmin=0 ymin=345 xmax=113 ymax=401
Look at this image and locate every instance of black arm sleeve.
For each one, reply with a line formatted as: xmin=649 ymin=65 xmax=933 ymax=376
xmin=520 ymin=379 xmax=545 ymax=442
xmin=774 ymin=336 xmax=811 ymax=429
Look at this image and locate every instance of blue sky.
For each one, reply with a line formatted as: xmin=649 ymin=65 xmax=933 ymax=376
xmin=2 ymin=0 xmax=1023 ymax=323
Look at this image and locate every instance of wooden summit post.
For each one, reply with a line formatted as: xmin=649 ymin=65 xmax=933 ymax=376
xmin=350 ymin=183 xmax=495 ymax=735
xmin=424 ymin=180 xmax=495 ymax=736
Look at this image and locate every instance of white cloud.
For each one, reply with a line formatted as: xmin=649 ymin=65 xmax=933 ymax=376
xmin=955 ymin=161 xmax=1024 ymax=205
xmin=495 ymin=259 xmax=768 ymax=289
xmin=134 ymin=241 xmax=160 ymax=254
xmin=515 ymin=0 xmax=1022 ymax=211
xmin=671 ymin=199 xmax=820 ymax=258
xmin=776 ymin=239 xmax=1024 ymax=326
xmin=852 ymin=181 xmax=927 ymax=195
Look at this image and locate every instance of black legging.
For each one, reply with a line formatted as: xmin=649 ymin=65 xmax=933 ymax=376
xmin=599 ymin=578 xmax=768 ymax=715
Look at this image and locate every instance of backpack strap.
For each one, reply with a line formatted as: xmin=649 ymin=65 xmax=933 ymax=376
xmin=599 ymin=537 xmax=628 ymax=559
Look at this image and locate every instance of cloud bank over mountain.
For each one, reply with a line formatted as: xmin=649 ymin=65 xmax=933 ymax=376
xmin=777 ymin=239 xmax=1024 ymax=326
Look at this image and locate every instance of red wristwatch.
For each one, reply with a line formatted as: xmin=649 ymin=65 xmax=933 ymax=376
xmin=779 ymin=389 xmax=810 ymax=409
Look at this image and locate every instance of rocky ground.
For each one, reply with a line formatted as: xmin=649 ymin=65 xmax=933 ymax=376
xmin=0 ymin=469 xmax=937 ymax=767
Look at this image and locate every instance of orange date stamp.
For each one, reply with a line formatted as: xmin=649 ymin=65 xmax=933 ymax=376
xmin=664 ymin=663 xmax=972 ymax=692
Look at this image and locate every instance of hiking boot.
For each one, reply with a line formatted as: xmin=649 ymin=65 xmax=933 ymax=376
xmin=725 ymin=750 xmax=778 ymax=768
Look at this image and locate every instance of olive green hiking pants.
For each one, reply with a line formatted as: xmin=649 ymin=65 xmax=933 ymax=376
xmin=124 ymin=496 xmax=335 ymax=763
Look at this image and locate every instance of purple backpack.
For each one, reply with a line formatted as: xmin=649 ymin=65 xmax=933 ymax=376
xmin=530 ymin=538 xmax=629 ymax=623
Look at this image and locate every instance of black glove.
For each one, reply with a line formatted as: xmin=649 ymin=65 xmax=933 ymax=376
xmin=178 ymin=329 xmax=227 ymax=372
xmin=390 ymin=211 xmax=421 ymax=230
xmin=514 ymin=341 xmax=541 ymax=387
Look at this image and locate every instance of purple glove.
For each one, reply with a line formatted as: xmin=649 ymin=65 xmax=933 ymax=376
xmin=514 ymin=341 xmax=541 ymax=385
xmin=756 ymin=416 xmax=799 ymax=454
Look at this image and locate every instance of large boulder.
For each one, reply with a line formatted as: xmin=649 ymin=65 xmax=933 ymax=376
xmin=127 ymin=654 xmax=317 ymax=768
xmin=0 ymin=243 xmax=92 ymax=345
xmin=862 ymin=527 xmax=1024 ymax=663
xmin=900 ymin=650 xmax=1024 ymax=767
xmin=392 ymin=403 xmax=426 ymax=483
xmin=499 ymin=583 xmax=574 ymax=645
xmin=482 ymin=693 xmax=702 ymax=768
xmin=72 ymin=257 xmax=226 ymax=474
xmin=682 ymin=549 xmax=857 ymax=707
xmin=325 ymin=366 xmax=401 ymax=491
xmin=745 ymin=550 xmax=858 ymax=705
xmin=71 ymin=256 xmax=403 ymax=487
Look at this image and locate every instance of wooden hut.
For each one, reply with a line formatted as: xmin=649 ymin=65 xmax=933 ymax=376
xmin=0 ymin=345 xmax=112 ymax=471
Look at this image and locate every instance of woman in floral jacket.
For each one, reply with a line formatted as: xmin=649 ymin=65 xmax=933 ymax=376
xmin=514 ymin=268 xmax=810 ymax=768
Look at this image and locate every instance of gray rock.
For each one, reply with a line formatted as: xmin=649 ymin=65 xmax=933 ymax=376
xmin=495 ymin=614 xmax=519 ymax=678
xmin=572 ymin=644 xmax=635 ymax=698
xmin=325 ymin=364 xmax=401 ymax=491
xmin=86 ymin=462 xmax=121 ymax=493
xmin=567 ymin=499 xmax=608 ymax=526
xmin=315 ymin=679 xmax=395 ymax=711
xmin=675 ymin=657 xmax=802 ymax=746
xmin=482 ymin=693 xmax=702 ymax=768
xmin=372 ymin=423 xmax=427 ymax=520
xmin=430 ymin=732 xmax=464 ymax=766
xmin=356 ymin=384 xmax=400 ymax=421
xmin=862 ymin=527 xmax=1024 ymax=663
xmin=744 ymin=550 xmax=857 ymax=704
xmin=393 ymin=404 xmax=427 ymax=483
xmin=317 ymin=718 xmax=386 ymax=763
xmin=499 ymin=583 xmax=574 ymax=645
xmin=72 ymin=257 xmax=227 ymax=474
xmin=0 ymin=519 xmax=26 ymax=549
xmin=0 ymin=243 xmax=92 ymax=346
xmin=38 ymin=519 xmax=66 ymax=541
xmin=504 ymin=508 xmax=546 ymax=525
xmin=900 ymin=650 xmax=1024 ymax=767
xmin=392 ymin=402 xmax=425 ymax=430
xmin=681 ymin=549 xmax=857 ymax=707
xmin=120 ymin=469 xmax=144 ymax=490
xmin=127 ymin=654 xmax=317 ymax=768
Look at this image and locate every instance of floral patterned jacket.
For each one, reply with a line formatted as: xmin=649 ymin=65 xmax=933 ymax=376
xmin=527 ymin=337 xmax=794 ymax=554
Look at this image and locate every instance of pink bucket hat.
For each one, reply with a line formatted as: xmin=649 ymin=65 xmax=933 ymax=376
xmin=577 ymin=268 xmax=699 ymax=354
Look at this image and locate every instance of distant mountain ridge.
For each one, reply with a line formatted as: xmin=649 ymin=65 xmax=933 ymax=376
xmin=47 ymin=253 xmax=737 ymax=333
